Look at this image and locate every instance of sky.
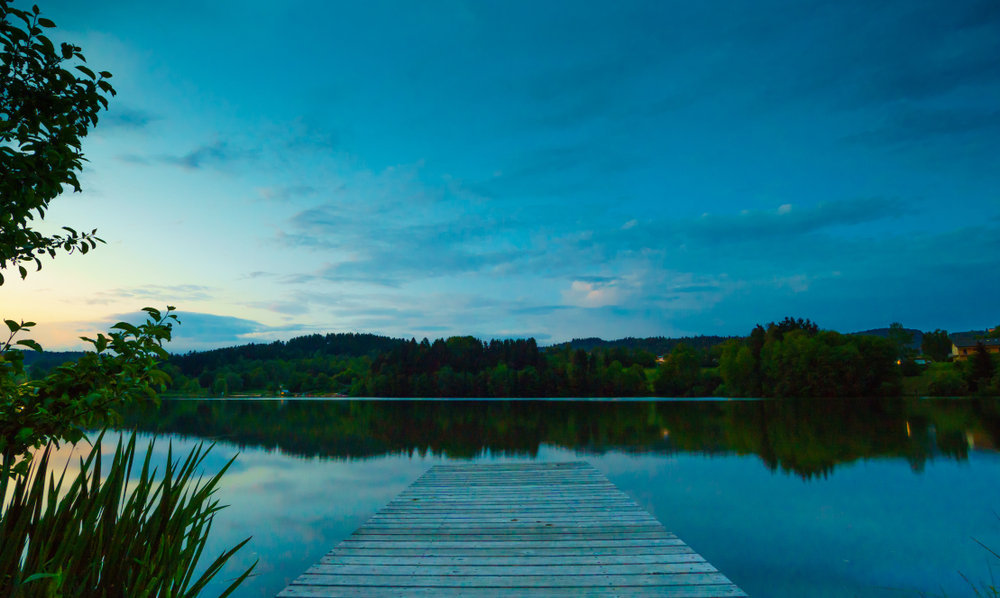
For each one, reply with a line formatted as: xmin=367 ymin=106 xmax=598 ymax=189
xmin=4 ymin=0 xmax=1000 ymax=352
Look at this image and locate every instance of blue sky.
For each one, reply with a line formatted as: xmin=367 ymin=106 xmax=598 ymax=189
xmin=6 ymin=0 xmax=999 ymax=351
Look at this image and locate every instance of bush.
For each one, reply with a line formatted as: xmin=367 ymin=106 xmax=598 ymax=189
xmin=928 ymin=374 xmax=968 ymax=397
xmin=899 ymin=359 xmax=924 ymax=377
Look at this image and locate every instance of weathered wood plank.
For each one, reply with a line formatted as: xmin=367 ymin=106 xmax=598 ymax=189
xmin=324 ymin=546 xmax=697 ymax=558
xmin=290 ymin=572 xmax=733 ymax=587
xmin=344 ymin=530 xmax=673 ymax=542
xmin=305 ymin=562 xmax=717 ymax=576
xmin=277 ymin=461 xmax=746 ymax=597
xmin=279 ymin=586 xmax=747 ymax=598
xmin=336 ymin=538 xmax=686 ymax=549
xmin=356 ymin=517 xmax=666 ymax=534
xmin=319 ymin=553 xmax=703 ymax=566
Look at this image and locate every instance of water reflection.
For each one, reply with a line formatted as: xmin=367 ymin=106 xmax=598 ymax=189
xmin=93 ymin=398 xmax=1000 ymax=597
xmin=119 ymin=398 xmax=1000 ymax=477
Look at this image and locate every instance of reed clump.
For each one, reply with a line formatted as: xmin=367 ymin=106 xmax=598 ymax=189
xmin=0 ymin=432 xmax=255 ymax=598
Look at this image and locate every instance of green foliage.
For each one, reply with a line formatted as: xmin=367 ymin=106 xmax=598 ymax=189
xmin=766 ymin=317 xmax=819 ymax=343
xmin=0 ymin=0 xmax=111 ymax=284
xmin=922 ymin=328 xmax=952 ymax=362
xmin=0 ymin=432 xmax=255 ymax=597
xmin=1 ymin=4 xmax=252 ymax=596
xmin=1 ymin=307 xmax=177 ymax=477
xmin=718 ymin=321 xmax=901 ymax=398
xmin=563 ymin=335 xmax=732 ymax=356
xmin=928 ymin=373 xmax=969 ymax=397
xmin=967 ymin=343 xmax=998 ymax=395
xmin=888 ymin=322 xmax=915 ymax=360
xmin=653 ymin=343 xmax=703 ymax=397
xmin=719 ymin=339 xmax=756 ymax=398
xmin=899 ymin=358 xmax=925 ymax=377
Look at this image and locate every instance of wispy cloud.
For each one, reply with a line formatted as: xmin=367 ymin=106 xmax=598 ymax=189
xmin=101 ymin=106 xmax=161 ymax=130
xmin=95 ymin=311 xmax=309 ymax=352
xmin=84 ymin=285 xmax=216 ymax=306
xmin=160 ymin=141 xmax=255 ymax=171
xmin=257 ymin=185 xmax=318 ymax=202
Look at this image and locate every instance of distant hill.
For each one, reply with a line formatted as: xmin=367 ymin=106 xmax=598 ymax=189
xmin=21 ymin=350 xmax=86 ymax=366
xmin=170 ymin=332 xmax=405 ymax=376
xmin=948 ymin=330 xmax=990 ymax=345
xmin=560 ymin=335 xmax=735 ymax=356
xmin=18 ymin=351 xmax=87 ymax=379
xmin=850 ymin=328 xmax=923 ymax=349
xmin=851 ymin=327 xmax=993 ymax=351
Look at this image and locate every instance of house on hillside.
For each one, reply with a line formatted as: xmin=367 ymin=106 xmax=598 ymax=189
xmin=951 ymin=338 xmax=1000 ymax=360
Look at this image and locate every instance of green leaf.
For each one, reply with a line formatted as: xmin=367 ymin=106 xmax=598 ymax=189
xmin=23 ymin=573 xmax=61 ymax=583
xmin=75 ymin=65 xmax=96 ymax=79
xmin=16 ymin=339 xmax=43 ymax=352
xmin=5 ymin=319 xmax=21 ymax=333
xmin=111 ymin=322 xmax=141 ymax=335
xmin=37 ymin=17 xmax=55 ymax=27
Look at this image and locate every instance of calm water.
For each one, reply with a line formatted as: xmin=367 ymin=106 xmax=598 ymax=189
xmin=97 ymin=398 xmax=1000 ymax=597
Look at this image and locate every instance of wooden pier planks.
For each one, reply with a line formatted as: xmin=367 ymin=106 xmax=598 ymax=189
xmin=278 ymin=461 xmax=746 ymax=597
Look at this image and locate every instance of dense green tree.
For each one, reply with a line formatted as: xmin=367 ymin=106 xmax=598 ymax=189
xmin=719 ymin=323 xmax=900 ymax=398
xmin=719 ymin=339 xmax=755 ymax=398
xmin=653 ymin=343 xmax=701 ymax=397
xmin=887 ymin=322 xmax=915 ymax=360
xmin=766 ymin=317 xmax=819 ymax=343
xmin=921 ymin=329 xmax=952 ymax=362
xmin=1 ymin=2 xmax=177 ymax=473
xmin=1 ymin=4 xmax=254 ymax=593
xmin=968 ymin=341 xmax=996 ymax=393
xmin=0 ymin=0 xmax=110 ymax=284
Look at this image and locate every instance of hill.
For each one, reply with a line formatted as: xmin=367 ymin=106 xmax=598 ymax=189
xmin=850 ymin=327 xmax=923 ymax=349
xmin=169 ymin=332 xmax=404 ymax=377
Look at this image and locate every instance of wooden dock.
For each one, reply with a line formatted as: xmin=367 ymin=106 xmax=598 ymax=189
xmin=278 ymin=461 xmax=746 ymax=597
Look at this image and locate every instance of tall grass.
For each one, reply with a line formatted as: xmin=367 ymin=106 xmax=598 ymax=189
xmin=0 ymin=432 xmax=256 ymax=597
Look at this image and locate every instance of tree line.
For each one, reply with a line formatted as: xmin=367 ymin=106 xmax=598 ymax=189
xmin=26 ymin=320 xmax=999 ymax=398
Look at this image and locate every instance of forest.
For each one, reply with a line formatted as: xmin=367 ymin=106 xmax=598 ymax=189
xmin=23 ymin=320 xmax=999 ymax=399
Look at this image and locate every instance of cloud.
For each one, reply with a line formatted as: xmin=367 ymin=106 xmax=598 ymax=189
xmin=116 ymin=154 xmax=150 ymax=165
xmin=846 ymin=109 xmax=1000 ymax=146
xmin=257 ymin=185 xmax=317 ymax=202
xmin=683 ymin=198 xmax=909 ymax=241
xmin=160 ymin=141 xmax=246 ymax=170
xmin=160 ymin=141 xmax=255 ymax=170
xmin=508 ymin=305 xmax=571 ymax=316
xmin=240 ymin=271 xmax=275 ymax=280
xmin=562 ymin=279 xmax=627 ymax=308
xmin=119 ymin=141 xmax=255 ymax=171
xmin=284 ymin=120 xmax=340 ymax=152
xmin=96 ymin=311 xmax=308 ymax=352
xmin=101 ymin=106 xmax=160 ymax=130
xmin=244 ymin=301 xmax=310 ymax=316
xmin=84 ymin=284 xmax=215 ymax=306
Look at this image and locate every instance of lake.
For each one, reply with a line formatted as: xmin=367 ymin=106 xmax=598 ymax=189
xmin=99 ymin=397 xmax=1000 ymax=597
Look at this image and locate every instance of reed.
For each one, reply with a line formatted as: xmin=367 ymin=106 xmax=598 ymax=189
xmin=0 ymin=432 xmax=255 ymax=597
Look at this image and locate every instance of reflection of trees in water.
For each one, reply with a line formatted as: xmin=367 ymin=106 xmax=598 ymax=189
xmin=118 ymin=398 xmax=1000 ymax=478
